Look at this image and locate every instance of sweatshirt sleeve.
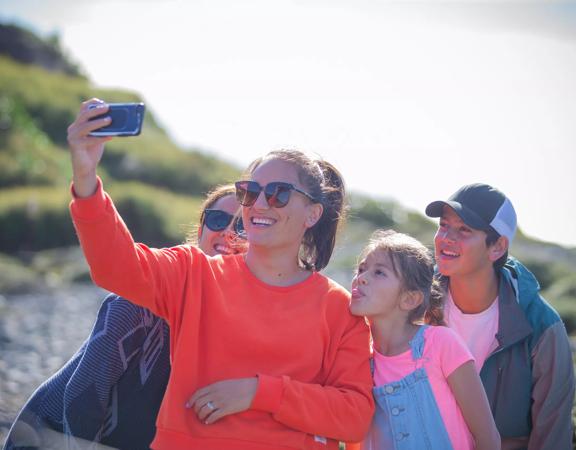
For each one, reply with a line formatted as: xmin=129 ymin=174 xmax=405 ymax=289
xmin=251 ymin=311 xmax=374 ymax=443
xmin=69 ymin=177 xmax=199 ymax=323
xmin=528 ymin=320 xmax=575 ymax=450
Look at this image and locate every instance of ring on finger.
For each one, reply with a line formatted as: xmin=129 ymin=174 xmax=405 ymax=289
xmin=206 ymin=401 xmax=216 ymax=411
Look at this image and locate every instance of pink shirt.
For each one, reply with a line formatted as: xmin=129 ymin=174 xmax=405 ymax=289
xmin=373 ymin=326 xmax=475 ymax=450
xmin=444 ymin=290 xmax=499 ymax=371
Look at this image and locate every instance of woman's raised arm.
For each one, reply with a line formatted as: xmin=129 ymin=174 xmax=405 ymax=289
xmin=67 ymin=99 xmax=112 ymax=197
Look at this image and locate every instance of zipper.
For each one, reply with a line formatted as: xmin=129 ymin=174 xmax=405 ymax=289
xmin=492 ymin=366 xmax=504 ymax=416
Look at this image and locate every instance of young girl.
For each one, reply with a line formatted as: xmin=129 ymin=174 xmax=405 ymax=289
xmin=349 ymin=230 xmax=500 ymax=450
xmin=65 ymin=99 xmax=374 ymax=450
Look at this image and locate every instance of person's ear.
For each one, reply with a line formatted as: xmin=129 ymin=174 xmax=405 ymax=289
xmin=400 ymin=290 xmax=424 ymax=312
xmin=488 ymin=236 xmax=508 ymax=262
xmin=305 ymin=203 xmax=324 ymax=229
xmin=197 ymin=225 xmax=203 ymax=239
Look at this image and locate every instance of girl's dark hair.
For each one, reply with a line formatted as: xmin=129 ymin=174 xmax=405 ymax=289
xmin=185 ymin=184 xmax=236 ymax=245
xmin=359 ymin=230 xmax=445 ymax=326
xmin=245 ymin=149 xmax=346 ymax=271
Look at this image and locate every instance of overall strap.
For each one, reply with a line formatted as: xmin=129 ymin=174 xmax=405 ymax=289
xmin=409 ymin=325 xmax=428 ymax=360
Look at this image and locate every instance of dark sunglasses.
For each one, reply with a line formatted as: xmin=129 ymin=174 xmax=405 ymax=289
xmin=203 ymin=209 xmax=245 ymax=235
xmin=235 ymin=181 xmax=317 ymax=208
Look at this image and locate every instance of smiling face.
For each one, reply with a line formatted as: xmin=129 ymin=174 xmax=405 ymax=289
xmin=197 ymin=194 xmax=243 ymax=256
xmin=349 ymin=250 xmax=406 ymax=319
xmin=241 ymin=158 xmax=322 ymax=255
xmin=433 ymin=206 xmax=495 ymax=278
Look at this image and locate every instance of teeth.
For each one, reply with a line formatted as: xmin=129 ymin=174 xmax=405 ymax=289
xmin=252 ymin=217 xmax=275 ymax=226
xmin=442 ymin=250 xmax=459 ymax=257
xmin=214 ymin=244 xmax=232 ymax=255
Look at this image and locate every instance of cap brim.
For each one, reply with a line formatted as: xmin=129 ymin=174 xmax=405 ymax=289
xmin=425 ymin=201 xmax=448 ymax=218
xmin=425 ymin=200 xmax=491 ymax=231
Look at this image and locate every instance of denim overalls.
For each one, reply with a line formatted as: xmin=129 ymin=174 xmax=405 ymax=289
xmin=363 ymin=325 xmax=454 ymax=450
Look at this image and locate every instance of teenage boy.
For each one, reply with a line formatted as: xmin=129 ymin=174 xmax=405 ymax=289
xmin=426 ymin=183 xmax=574 ymax=450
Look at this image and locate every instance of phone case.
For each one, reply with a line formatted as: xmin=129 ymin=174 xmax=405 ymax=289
xmin=89 ymin=103 xmax=145 ymax=137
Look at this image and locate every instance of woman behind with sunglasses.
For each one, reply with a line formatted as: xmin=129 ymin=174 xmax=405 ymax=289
xmin=66 ymin=99 xmax=374 ymax=450
xmin=4 ymin=185 xmax=245 ymax=450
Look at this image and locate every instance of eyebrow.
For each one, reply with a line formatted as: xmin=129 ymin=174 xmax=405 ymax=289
xmin=439 ymin=215 xmax=466 ymax=226
xmin=372 ymin=262 xmax=392 ymax=271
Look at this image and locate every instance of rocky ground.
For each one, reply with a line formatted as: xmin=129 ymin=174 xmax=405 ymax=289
xmin=0 ymin=284 xmax=108 ymax=445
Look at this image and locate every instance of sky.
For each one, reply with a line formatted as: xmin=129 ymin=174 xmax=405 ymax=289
xmin=1 ymin=0 xmax=576 ymax=247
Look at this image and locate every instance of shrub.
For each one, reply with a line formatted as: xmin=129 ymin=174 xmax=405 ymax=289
xmin=0 ymin=23 xmax=84 ymax=77
xmin=0 ymin=96 xmax=72 ymax=187
xmin=0 ymin=186 xmax=76 ymax=252
xmin=349 ymin=195 xmax=396 ymax=228
xmin=522 ymin=260 xmax=562 ymax=291
xmin=544 ymin=276 xmax=576 ymax=334
xmin=0 ymin=183 xmax=204 ymax=254
xmin=0 ymin=252 xmax=39 ymax=293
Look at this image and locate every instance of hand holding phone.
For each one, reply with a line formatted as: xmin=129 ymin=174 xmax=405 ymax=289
xmin=88 ymin=102 xmax=145 ymax=137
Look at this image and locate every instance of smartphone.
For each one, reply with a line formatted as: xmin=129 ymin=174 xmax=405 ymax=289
xmin=88 ymin=103 xmax=145 ymax=137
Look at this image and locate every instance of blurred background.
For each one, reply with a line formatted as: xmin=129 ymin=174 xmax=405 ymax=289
xmin=0 ymin=0 xmax=575 ymax=444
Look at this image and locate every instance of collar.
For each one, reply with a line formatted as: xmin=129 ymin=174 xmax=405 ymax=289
xmin=439 ymin=272 xmax=533 ymax=350
xmin=493 ymin=269 xmax=533 ymax=350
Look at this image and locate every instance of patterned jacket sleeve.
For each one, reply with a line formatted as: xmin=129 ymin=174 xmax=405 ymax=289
xmin=63 ymin=295 xmax=157 ymax=446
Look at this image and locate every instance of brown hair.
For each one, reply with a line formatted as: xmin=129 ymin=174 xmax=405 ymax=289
xmin=245 ymin=149 xmax=346 ymax=271
xmin=359 ymin=229 xmax=444 ymax=326
xmin=185 ymin=184 xmax=236 ymax=245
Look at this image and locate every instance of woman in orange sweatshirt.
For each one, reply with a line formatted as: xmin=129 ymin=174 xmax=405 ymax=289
xmin=66 ymin=99 xmax=374 ymax=450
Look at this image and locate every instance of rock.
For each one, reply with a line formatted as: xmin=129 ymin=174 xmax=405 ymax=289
xmin=0 ymin=283 xmax=107 ymax=443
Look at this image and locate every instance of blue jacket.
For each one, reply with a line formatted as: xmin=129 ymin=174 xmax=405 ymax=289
xmin=441 ymin=257 xmax=574 ymax=450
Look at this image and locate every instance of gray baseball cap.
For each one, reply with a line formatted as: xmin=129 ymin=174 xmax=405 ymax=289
xmin=425 ymin=183 xmax=517 ymax=243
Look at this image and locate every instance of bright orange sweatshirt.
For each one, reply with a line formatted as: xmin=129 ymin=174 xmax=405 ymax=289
xmin=70 ymin=179 xmax=374 ymax=450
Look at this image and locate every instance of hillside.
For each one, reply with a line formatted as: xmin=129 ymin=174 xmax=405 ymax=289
xmin=0 ymin=21 xmax=574 ymax=332
xmin=0 ymin=22 xmax=241 ymax=253
xmin=0 ymin=23 xmax=83 ymax=77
